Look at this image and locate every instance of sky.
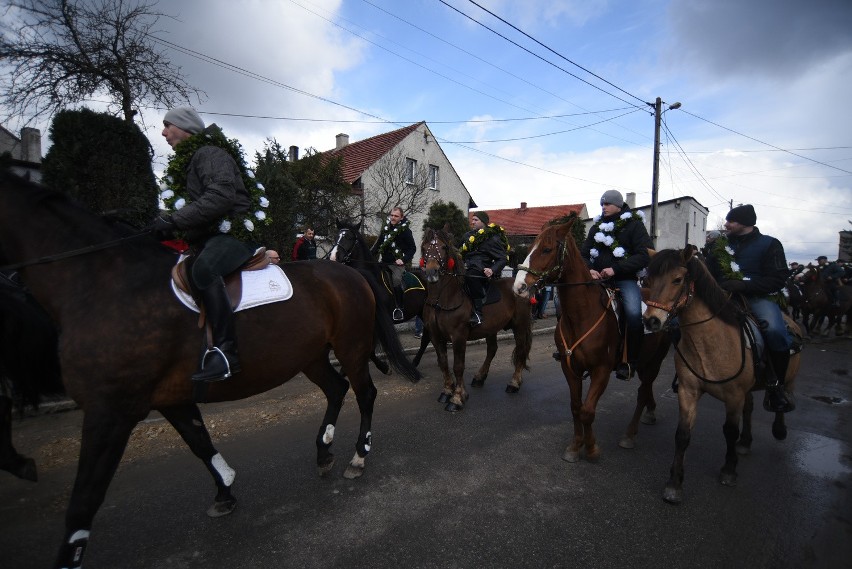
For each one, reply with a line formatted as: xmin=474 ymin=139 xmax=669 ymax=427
xmin=7 ymin=0 xmax=852 ymax=264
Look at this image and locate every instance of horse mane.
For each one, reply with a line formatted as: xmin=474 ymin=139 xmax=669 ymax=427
xmin=648 ymin=249 xmax=742 ymax=326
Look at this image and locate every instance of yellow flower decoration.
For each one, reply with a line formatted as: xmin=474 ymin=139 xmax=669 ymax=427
xmin=468 ymin=235 xmax=475 ymax=243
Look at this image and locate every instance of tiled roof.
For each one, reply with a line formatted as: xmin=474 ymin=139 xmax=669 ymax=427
xmin=327 ymin=122 xmax=423 ymax=184
xmin=471 ymin=203 xmax=587 ymax=236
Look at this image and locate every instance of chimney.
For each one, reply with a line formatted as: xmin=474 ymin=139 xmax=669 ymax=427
xmin=288 ymin=145 xmax=299 ymax=162
xmin=335 ymin=133 xmax=349 ymax=149
xmin=520 ymin=202 xmax=527 ymax=211
xmin=20 ymin=127 xmax=42 ymax=163
xmin=625 ymin=192 xmax=636 ymax=209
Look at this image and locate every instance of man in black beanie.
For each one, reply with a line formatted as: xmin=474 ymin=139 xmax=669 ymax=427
xmin=705 ymin=204 xmax=795 ymax=413
xmin=461 ymin=211 xmax=507 ymax=326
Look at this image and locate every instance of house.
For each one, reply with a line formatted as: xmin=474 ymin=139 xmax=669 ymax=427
xmin=325 ymin=122 xmax=475 ymax=252
xmin=583 ymin=192 xmax=709 ymax=251
xmin=0 ymin=125 xmax=42 ymax=182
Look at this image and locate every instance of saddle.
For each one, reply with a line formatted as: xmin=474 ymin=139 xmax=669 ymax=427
xmin=379 ymin=268 xmax=425 ymax=295
xmin=171 ymin=247 xmax=271 ymax=327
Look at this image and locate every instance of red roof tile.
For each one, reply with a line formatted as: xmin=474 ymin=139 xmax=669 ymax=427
xmin=326 ymin=122 xmax=423 ymax=184
xmin=471 ymin=204 xmax=587 ymax=236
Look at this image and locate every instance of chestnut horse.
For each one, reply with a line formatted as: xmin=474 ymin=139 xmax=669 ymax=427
xmin=0 ymin=171 xmax=419 ymax=569
xmin=329 ymin=220 xmax=431 ymax=367
xmin=642 ymin=248 xmax=801 ymax=504
xmin=420 ymin=228 xmax=532 ymax=412
xmin=512 ymin=218 xmax=670 ymax=461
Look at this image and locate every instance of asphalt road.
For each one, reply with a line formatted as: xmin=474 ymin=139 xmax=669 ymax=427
xmin=2 ymin=324 xmax=850 ymax=569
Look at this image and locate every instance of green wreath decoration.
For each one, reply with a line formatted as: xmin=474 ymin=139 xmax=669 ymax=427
xmin=376 ymin=217 xmax=411 ymax=260
xmin=588 ymin=210 xmax=645 ymax=261
xmin=159 ymin=124 xmax=271 ymax=242
xmin=460 ymin=223 xmax=510 ymax=260
xmin=711 ymin=235 xmax=745 ymax=280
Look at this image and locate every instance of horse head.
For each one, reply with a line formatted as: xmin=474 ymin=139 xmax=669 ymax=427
xmin=330 ymin=219 xmax=362 ymax=264
xmin=513 ymin=219 xmax=575 ymax=299
xmin=420 ymin=227 xmax=458 ymax=283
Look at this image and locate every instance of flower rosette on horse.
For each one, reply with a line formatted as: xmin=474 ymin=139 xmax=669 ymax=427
xmin=159 ymin=125 xmax=271 ymax=242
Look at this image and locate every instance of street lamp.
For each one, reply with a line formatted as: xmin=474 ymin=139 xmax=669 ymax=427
xmin=650 ymin=98 xmax=681 ymax=247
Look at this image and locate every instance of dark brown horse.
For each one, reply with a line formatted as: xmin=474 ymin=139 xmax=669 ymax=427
xmin=642 ymin=248 xmax=801 ymax=504
xmin=0 ymin=171 xmax=418 ymax=569
xmin=329 ymin=220 xmax=431 ymax=367
xmin=512 ymin=218 xmax=670 ymax=461
xmin=420 ymin=228 xmax=532 ymax=412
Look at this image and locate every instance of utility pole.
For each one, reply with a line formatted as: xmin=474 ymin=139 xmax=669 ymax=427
xmin=651 ymin=97 xmax=662 ymax=248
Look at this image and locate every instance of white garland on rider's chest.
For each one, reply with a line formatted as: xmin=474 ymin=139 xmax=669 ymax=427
xmin=377 ymin=217 xmax=410 ymax=260
xmin=589 ymin=210 xmax=645 ymax=260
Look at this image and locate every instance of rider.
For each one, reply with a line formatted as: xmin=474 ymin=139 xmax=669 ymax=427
xmin=816 ymin=255 xmax=844 ymax=306
xmin=580 ymin=190 xmax=652 ymax=380
xmin=151 ymin=107 xmax=255 ymax=383
xmin=705 ymin=204 xmax=794 ymax=413
xmin=460 ymin=211 xmax=509 ymax=327
xmin=371 ymin=206 xmax=416 ymax=321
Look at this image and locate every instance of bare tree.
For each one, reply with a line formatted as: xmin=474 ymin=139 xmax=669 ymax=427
xmin=0 ymin=0 xmax=202 ymax=124
xmin=363 ymin=145 xmax=430 ymax=228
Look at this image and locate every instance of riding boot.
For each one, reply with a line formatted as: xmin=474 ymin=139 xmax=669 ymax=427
xmin=764 ymin=349 xmax=795 ymax=413
xmin=393 ymin=286 xmax=405 ymax=321
xmin=469 ymin=297 xmax=484 ymax=327
xmin=616 ymin=327 xmax=643 ymax=381
xmin=191 ymin=277 xmax=241 ymax=382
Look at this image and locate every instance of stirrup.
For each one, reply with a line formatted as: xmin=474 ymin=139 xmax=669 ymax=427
xmin=615 ymin=362 xmax=634 ymax=381
xmin=191 ymin=347 xmax=236 ymax=382
xmin=392 ymin=307 xmax=404 ymax=321
xmin=469 ymin=312 xmax=482 ymax=327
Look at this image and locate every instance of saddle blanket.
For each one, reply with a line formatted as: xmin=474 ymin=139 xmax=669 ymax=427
xmin=171 ymin=263 xmax=293 ymax=313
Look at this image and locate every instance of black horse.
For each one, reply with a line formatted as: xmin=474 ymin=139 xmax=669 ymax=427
xmin=330 ymin=220 xmax=432 ymax=367
xmin=0 ymin=171 xmax=419 ymax=569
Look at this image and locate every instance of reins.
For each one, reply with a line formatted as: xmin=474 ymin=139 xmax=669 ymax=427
xmin=557 ymin=290 xmax=615 ymax=378
xmin=0 ymin=230 xmax=152 ymax=272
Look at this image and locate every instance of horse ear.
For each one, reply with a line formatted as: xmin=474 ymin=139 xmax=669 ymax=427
xmin=647 ymin=248 xmax=656 ymax=257
xmin=681 ymin=247 xmax=695 ymax=263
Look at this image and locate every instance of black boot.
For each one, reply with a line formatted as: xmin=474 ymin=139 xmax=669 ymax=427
xmin=616 ymin=327 xmax=643 ymax=381
xmin=469 ymin=298 xmax=484 ymax=327
xmin=191 ymin=277 xmax=241 ymax=382
xmin=393 ymin=286 xmax=405 ymax=321
xmin=764 ymin=349 xmax=794 ymax=413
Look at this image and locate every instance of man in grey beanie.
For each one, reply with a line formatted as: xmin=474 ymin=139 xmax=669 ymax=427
xmin=579 ymin=189 xmax=652 ymax=380
xmin=704 ymin=204 xmax=795 ymax=413
xmin=151 ymin=107 xmax=254 ymax=383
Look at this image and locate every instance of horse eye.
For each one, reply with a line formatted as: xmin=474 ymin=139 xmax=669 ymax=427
xmin=673 ymin=277 xmax=683 ymax=285
xmin=542 ymin=247 xmax=552 ymax=254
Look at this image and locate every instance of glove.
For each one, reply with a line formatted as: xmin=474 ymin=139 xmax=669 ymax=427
xmin=720 ymin=279 xmax=748 ymax=293
xmin=148 ymin=214 xmax=176 ymax=240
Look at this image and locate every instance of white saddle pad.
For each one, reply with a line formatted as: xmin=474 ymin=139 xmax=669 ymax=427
xmin=171 ymin=263 xmax=293 ymax=313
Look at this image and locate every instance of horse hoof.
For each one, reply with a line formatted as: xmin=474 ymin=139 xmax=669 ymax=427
xmin=444 ymin=402 xmax=463 ymax=413
xmin=471 ymin=378 xmax=485 ymax=388
xmin=585 ymin=450 xmax=601 ymax=463
xmin=343 ymin=464 xmax=364 ymax=479
xmin=735 ymin=444 xmax=751 ymax=456
xmin=772 ymin=424 xmax=788 ymax=440
xmin=562 ymin=448 xmax=580 ymax=463
xmin=719 ymin=472 xmax=738 ymax=487
xmin=18 ymin=458 xmax=38 ymax=482
xmin=618 ymin=437 xmax=636 ymax=450
xmin=640 ymin=411 xmax=657 ymax=425
xmin=317 ymin=457 xmax=335 ymax=477
xmin=662 ymin=486 xmax=683 ymax=504
xmin=505 ymin=384 xmax=519 ymax=394
xmin=437 ymin=392 xmax=450 ymax=404
xmin=207 ymin=497 xmax=237 ymax=518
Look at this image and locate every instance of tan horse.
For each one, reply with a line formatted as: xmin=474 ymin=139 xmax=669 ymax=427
xmin=642 ymin=248 xmax=801 ymax=504
xmin=513 ymin=218 xmax=670 ymax=462
xmin=420 ymin=228 xmax=532 ymax=412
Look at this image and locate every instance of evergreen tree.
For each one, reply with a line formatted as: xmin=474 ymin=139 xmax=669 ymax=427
xmin=42 ymin=108 xmax=157 ymax=228
xmin=421 ymin=200 xmax=469 ymax=244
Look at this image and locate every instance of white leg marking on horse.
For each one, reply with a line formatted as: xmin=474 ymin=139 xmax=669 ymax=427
xmin=323 ymin=424 xmax=335 ymax=445
xmin=364 ymin=431 xmax=372 ymax=453
xmin=211 ymin=453 xmax=236 ymax=486
xmin=349 ymin=452 xmax=366 ymax=468
xmin=68 ymin=529 xmax=90 ymax=543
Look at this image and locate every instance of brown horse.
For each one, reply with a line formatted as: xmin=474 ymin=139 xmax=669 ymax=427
xmin=420 ymin=228 xmax=532 ymax=412
xmin=0 ymin=171 xmax=418 ymax=569
xmin=642 ymin=248 xmax=801 ymax=504
xmin=512 ymin=218 xmax=670 ymax=461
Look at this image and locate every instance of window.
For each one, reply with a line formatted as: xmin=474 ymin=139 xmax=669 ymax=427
xmin=405 ymin=158 xmax=416 ymax=184
xmin=428 ymin=165 xmax=439 ymax=190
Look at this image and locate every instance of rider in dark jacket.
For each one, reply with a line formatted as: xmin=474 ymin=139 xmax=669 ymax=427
xmin=371 ymin=207 xmax=416 ymax=320
xmin=460 ymin=211 xmax=508 ymax=326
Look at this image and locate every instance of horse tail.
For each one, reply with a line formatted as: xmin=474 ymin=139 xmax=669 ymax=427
xmin=511 ymin=302 xmax=533 ymax=372
xmin=357 ymin=269 xmax=421 ymax=383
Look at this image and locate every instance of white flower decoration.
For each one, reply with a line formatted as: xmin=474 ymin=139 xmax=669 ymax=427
xmin=594 ymin=232 xmax=607 ymax=243
xmin=599 ymin=222 xmax=615 ymax=232
xmin=259 ymin=197 xmax=270 ymax=208
xmin=613 ymin=246 xmax=626 ymax=258
xmin=174 ymin=198 xmax=186 ymax=210
xmin=246 ymin=169 xmax=255 ymax=179
xmin=244 ymin=219 xmax=255 ymax=232
xmin=730 ymin=261 xmax=740 ymax=272
xmin=593 ymin=214 xmax=601 ymax=222
xmin=590 ymin=248 xmax=599 ymax=258
xmin=160 ymin=189 xmax=174 ymax=199
xmin=255 ymin=210 xmax=266 ymax=221
xmin=157 ymin=199 xmax=166 ymax=210
xmin=603 ymin=235 xmax=614 ymax=247
xmin=620 ymin=212 xmax=632 ymax=221
xmin=256 ymin=183 xmax=265 ymax=191
xmin=219 ymin=220 xmax=232 ymax=233
xmin=725 ymin=246 xmax=735 ymax=255
xmin=636 ymin=210 xmax=646 ymax=220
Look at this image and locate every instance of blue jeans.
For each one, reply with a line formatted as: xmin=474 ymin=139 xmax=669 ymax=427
xmin=414 ymin=316 xmax=423 ymax=335
xmin=615 ymin=279 xmax=643 ymax=335
xmin=747 ymin=296 xmax=792 ymax=352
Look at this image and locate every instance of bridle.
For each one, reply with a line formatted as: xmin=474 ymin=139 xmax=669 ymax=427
xmin=644 ymin=273 xmax=695 ymax=324
xmin=517 ymin=240 xmax=566 ymax=293
xmin=331 ymin=228 xmax=357 ymax=264
xmin=420 ymin=236 xmax=465 ymax=312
